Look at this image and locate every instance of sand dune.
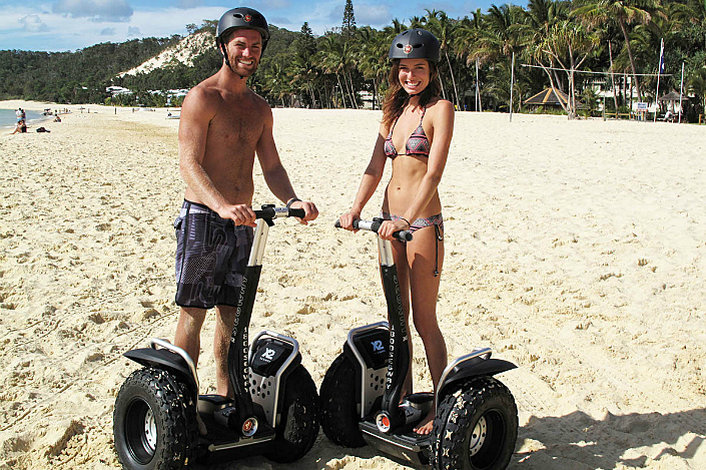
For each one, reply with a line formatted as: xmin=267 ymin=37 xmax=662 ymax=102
xmin=0 ymin=100 xmax=704 ymax=469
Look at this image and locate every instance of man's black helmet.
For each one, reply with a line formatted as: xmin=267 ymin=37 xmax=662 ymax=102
xmin=388 ymin=29 xmax=440 ymax=63
xmin=216 ymin=7 xmax=270 ymax=53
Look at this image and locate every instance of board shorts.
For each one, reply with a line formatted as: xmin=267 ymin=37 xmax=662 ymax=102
xmin=174 ymin=200 xmax=254 ymax=309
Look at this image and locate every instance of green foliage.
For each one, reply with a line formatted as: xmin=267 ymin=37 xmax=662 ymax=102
xmin=2 ymin=1 xmax=706 ymax=121
xmin=0 ymin=37 xmax=179 ymax=102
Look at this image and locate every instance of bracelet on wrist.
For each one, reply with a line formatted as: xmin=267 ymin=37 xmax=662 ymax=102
xmin=286 ymin=197 xmax=302 ymax=209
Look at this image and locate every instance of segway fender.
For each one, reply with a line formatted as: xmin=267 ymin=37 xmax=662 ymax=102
xmin=124 ymin=348 xmax=197 ymax=392
xmin=438 ymin=357 xmax=516 ymax=398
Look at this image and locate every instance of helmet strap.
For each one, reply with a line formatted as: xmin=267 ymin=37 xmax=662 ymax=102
xmin=219 ymin=41 xmax=246 ymax=80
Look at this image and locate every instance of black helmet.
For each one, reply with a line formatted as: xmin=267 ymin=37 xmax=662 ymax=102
xmin=216 ymin=7 xmax=270 ymax=53
xmin=388 ymin=29 xmax=440 ymax=63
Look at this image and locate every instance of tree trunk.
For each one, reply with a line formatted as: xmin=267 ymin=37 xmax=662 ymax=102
xmin=347 ymin=71 xmax=358 ymax=109
xmin=444 ymin=50 xmax=460 ymax=107
xmin=336 ymin=73 xmax=348 ymax=108
xmin=619 ymin=20 xmax=642 ymax=101
xmin=608 ymin=41 xmax=619 ymax=112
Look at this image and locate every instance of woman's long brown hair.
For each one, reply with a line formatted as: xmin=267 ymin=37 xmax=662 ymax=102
xmin=381 ymin=59 xmax=441 ymax=131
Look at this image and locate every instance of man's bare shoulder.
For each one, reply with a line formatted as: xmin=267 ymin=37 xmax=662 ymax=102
xmin=182 ymin=77 xmax=223 ymax=116
xmin=248 ymin=90 xmax=272 ymax=115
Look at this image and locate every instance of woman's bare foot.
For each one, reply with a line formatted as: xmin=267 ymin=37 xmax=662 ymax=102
xmin=413 ymin=409 xmax=435 ymax=435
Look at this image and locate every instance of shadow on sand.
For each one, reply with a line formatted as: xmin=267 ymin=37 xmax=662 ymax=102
xmin=198 ymin=408 xmax=705 ymax=469
xmin=510 ymin=408 xmax=706 ymax=469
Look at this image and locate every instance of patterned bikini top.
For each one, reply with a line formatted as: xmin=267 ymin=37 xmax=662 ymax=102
xmin=383 ymin=107 xmax=430 ymax=159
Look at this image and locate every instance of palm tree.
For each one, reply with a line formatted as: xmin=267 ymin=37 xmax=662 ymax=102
xmin=422 ymin=9 xmax=460 ymax=107
xmin=356 ymin=26 xmax=389 ymax=109
xmin=689 ymin=67 xmax=706 ymax=115
xmin=572 ymin=0 xmax=663 ymax=101
xmin=528 ymin=20 xmax=601 ymax=118
xmin=320 ymin=35 xmax=358 ymax=108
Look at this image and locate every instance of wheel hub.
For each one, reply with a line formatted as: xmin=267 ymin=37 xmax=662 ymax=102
xmin=468 ymin=415 xmax=487 ymax=456
xmin=143 ymin=408 xmax=157 ymax=451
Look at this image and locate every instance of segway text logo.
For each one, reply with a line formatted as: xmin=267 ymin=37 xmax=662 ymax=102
xmin=261 ymin=348 xmax=276 ymax=362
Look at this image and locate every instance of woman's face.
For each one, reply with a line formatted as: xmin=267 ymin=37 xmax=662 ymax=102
xmin=398 ymin=58 xmax=430 ymax=95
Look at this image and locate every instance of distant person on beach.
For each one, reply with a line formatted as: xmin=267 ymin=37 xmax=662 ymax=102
xmin=54 ymin=115 xmax=61 ymax=122
xmin=11 ymin=119 xmax=27 ymax=134
xmin=16 ymin=108 xmax=22 ymax=121
xmin=339 ymin=29 xmax=454 ymax=435
xmin=172 ymin=6 xmax=318 ymax=399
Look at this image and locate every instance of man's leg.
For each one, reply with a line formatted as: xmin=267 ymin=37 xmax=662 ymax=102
xmin=174 ymin=307 xmax=207 ymax=367
xmin=214 ymin=305 xmax=237 ymax=397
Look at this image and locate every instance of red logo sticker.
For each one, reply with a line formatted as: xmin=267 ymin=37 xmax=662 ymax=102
xmin=403 ymin=44 xmax=412 ymax=54
xmin=244 ymin=14 xmax=252 ymax=22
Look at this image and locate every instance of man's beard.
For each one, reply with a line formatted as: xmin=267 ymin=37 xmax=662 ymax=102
xmin=229 ymin=56 xmax=259 ymax=77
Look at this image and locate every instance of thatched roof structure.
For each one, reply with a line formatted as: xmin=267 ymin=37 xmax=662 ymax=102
xmin=658 ymin=90 xmax=688 ymax=102
xmin=524 ymin=87 xmax=569 ymax=107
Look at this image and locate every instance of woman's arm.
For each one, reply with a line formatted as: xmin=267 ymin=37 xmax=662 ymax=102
xmin=339 ymin=125 xmax=389 ymax=229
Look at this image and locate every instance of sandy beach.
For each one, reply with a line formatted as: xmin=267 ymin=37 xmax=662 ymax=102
xmin=0 ymin=99 xmax=704 ymax=470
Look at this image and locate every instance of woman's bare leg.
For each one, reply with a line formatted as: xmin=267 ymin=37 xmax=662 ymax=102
xmin=407 ymin=226 xmax=447 ymax=434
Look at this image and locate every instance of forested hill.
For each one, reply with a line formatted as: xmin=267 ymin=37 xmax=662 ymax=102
xmin=0 ymin=37 xmax=180 ymax=103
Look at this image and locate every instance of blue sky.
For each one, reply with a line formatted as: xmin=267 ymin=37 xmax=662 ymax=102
xmin=0 ymin=0 xmax=515 ymax=52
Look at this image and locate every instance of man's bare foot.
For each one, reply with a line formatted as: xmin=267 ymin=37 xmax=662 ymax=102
xmin=413 ymin=409 xmax=435 ymax=435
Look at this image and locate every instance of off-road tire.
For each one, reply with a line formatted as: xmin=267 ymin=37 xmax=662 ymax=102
xmin=264 ymin=365 xmax=320 ymax=463
xmin=319 ymin=353 xmax=366 ymax=447
xmin=113 ymin=368 xmax=196 ymax=470
xmin=430 ymin=376 xmax=518 ymax=470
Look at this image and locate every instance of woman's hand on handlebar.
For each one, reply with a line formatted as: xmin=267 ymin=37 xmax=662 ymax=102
xmin=288 ymin=200 xmax=319 ymax=225
xmin=378 ymin=218 xmax=409 ymax=241
xmin=338 ymin=210 xmax=361 ymax=232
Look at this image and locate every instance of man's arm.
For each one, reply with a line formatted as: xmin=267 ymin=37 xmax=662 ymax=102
xmin=256 ymin=107 xmax=318 ymax=222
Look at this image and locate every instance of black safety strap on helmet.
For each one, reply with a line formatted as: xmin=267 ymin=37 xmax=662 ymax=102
xmin=216 ymin=7 xmax=270 ymax=77
xmin=388 ymin=28 xmax=440 ymax=63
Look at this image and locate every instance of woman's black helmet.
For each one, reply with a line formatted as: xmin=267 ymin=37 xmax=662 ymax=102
xmin=216 ymin=7 xmax=270 ymax=53
xmin=389 ymin=29 xmax=440 ymax=63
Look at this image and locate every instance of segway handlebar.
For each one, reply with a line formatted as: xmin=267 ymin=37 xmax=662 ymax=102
xmin=335 ymin=218 xmax=413 ymax=242
xmin=254 ymin=205 xmax=305 ymax=220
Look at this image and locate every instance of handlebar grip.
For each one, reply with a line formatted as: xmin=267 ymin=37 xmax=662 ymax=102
xmin=254 ymin=207 xmax=275 ymax=219
xmin=395 ymin=230 xmax=413 ymax=242
xmin=288 ymin=208 xmax=305 ymax=218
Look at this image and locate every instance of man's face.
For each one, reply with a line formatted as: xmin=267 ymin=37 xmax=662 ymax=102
xmin=224 ymin=29 xmax=263 ymax=77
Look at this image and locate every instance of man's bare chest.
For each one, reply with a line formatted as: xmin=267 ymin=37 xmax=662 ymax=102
xmin=208 ymin=111 xmax=263 ymax=146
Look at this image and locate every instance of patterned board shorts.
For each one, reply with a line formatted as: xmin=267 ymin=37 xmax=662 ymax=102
xmin=174 ymin=200 xmax=253 ymax=309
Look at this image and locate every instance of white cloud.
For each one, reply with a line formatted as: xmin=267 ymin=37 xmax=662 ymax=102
xmin=52 ymin=0 xmax=133 ymax=22
xmin=100 ymin=27 xmax=115 ymax=35
xmin=127 ymin=26 xmax=141 ymax=36
xmin=19 ymin=15 xmax=49 ymax=32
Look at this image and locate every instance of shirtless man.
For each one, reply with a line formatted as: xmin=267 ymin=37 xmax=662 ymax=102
xmin=173 ymin=7 xmax=318 ymax=398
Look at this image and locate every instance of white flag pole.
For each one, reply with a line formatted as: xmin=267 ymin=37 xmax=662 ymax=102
xmin=509 ymin=51 xmax=515 ymax=122
xmin=679 ymin=62 xmax=685 ymax=124
xmin=654 ymin=38 xmax=664 ymax=123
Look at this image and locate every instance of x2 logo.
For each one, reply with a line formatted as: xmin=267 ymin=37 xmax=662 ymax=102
xmin=260 ymin=348 xmax=276 ymax=362
xmin=371 ymin=340 xmax=384 ymax=353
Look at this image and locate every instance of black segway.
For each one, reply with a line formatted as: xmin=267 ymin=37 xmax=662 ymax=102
xmin=320 ymin=218 xmax=518 ymax=469
xmin=113 ymin=205 xmax=319 ymax=469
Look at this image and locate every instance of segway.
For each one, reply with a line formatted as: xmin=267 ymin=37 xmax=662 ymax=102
xmin=320 ymin=218 xmax=518 ymax=469
xmin=113 ymin=205 xmax=319 ymax=469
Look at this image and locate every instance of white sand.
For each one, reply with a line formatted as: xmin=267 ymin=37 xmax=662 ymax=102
xmin=0 ymin=100 xmax=704 ymax=469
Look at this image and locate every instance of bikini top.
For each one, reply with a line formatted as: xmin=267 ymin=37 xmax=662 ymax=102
xmin=383 ymin=107 xmax=430 ymax=159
